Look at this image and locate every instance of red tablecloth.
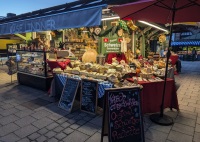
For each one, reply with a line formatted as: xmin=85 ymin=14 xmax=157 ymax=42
xmin=127 ymin=78 xmax=179 ymax=114
xmin=47 ymin=59 xmax=70 ymax=70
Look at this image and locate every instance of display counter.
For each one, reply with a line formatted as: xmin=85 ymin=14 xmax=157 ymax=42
xmin=16 ymin=50 xmax=53 ymax=91
xmin=52 ymin=73 xmax=179 ymax=114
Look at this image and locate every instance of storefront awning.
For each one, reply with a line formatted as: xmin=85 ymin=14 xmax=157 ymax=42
xmin=171 ymin=40 xmax=200 ymax=46
xmin=0 ymin=4 xmax=106 ymax=35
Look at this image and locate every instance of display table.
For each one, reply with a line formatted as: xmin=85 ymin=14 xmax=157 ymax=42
xmin=127 ymin=78 xmax=179 ymax=114
xmin=51 ymin=74 xmax=113 ymax=101
xmin=46 ymin=59 xmax=70 ymax=71
xmin=52 ymin=74 xmax=178 ymax=114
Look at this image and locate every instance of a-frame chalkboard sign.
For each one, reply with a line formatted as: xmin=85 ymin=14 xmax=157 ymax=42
xmin=101 ymin=87 xmax=145 ymax=142
xmin=80 ymin=79 xmax=98 ymax=115
xmin=58 ymin=77 xmax=80 ymax=112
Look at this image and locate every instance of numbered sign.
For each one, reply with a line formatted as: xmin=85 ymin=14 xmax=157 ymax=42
xmin=80 ymin=79 xmax=98 ymax=115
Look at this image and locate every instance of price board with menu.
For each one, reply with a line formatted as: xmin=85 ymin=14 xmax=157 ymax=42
xmin=58 ymin=77 xmax=80 ymax=112
xmin=101 ymin=87 xmax=144 ymax=142
xmin=80 ymin=79 xmax=98 ymax=115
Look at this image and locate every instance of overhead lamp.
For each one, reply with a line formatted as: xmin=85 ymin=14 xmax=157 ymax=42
xmin=101 ymin=16 xmax=120 ymax=21
xmin=138 ymin=20 xmax=169 ymax=33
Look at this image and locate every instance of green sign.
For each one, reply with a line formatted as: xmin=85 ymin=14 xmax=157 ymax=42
xmin=101 ymin=37 xmax=122 ymax=54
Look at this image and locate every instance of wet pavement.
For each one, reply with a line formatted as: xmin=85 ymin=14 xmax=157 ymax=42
xmin=0 ymin=61 xmax=200 ymax=142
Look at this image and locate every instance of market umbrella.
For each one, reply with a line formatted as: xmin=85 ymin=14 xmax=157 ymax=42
xmin=111 ymin=0 xmax=200 ymax=125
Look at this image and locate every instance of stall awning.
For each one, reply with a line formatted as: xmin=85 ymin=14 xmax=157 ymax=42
xmin=171 ymin=40 xmax=200 ymax=46
xmin=0 ymin=4 xmax=106 ymax=35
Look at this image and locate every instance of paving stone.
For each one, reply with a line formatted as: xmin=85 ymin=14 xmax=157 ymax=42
xmin=197 ymin=117 xmax=200 ymax=124
xmin=0 ymin=133 xmax=20 ymax=142
xmin=15 ymin=109 xmax=34 ymax=118
xmin=85 ymin=132 xmax=101 ymax=142
xmin=178 ymin=111 xmax=197 ymax=120
xmin=14 ymin=105 xmax=27 ymax=111
xmin=179 ymin=105 xmax=196 ymax=112
xmin=83 ymin=116 xmax=94 ymax=121
xmin=70 ymin=123 xmax=80 ymax=130
xmin=36 ymin=135 xmax=47 ymax=142
xmin=182 ymin=98 xmax=197 ymax=103
xmin=1 ymin=104 xmax=14 ymax=109
xmin=89 ymin=116 xmax=102 ymax=127
xmin=1 ymin=107 xmax=19 ymax=116
xmin=79 ymin=112 xmax=88 ymax=117
xmin=46 ymin=122 xmax=59 ymax=130
xmin=168 ymin=130 xmax=193 ymax=142
xmin=63 ymin=128 xmax=74 ymax=135
xmin=145 ymin=128 xmax=168 ymax=142
xmin=63 ymin=130 xmax=89 ymax=142
xmin=175 ymin=116 xmax=196 ymax=127
xmin=68 ymin=119 xmax=77 ymax=124
xmin=28 ymin=132 xmax=41 ymax=140
xmin=32 ymin=117 xmax=54 ymax=129
xmin=38 ymin=128 xmax=48 ymax=135
xmin=77 ymin=122 xmax=99 ymax=136
xmin=53 ymin=126 xmax=65 ymax=133
xmin=55 ymin=132 xmax=67 ymax=140
xmin=57 ymin=117 xmax=69 ymax=124
xmin=48 ymin=113 xmax=63 ymax=121
xmin=14 ymin=125 xmax=38 ymax=138
xmin=18 ymin=138 xmax=30 ymax=142
xmin=31 ymin=109 xmax=52 ymax=119
xmin=62 ymin=122 xmax=71 ymax=128
xmin=45 ymin=131 xmax=57 ymax=138
xmin=0 ymin=114 xmax=19 ymax=125
xmin=76 ymin=119 xmax=87 ymax=126
xmin=48 ymin=137 xmax=59 ymax=142
xmin=149 ymin=123 xmax=172 ymax=133
xmin=195 ymin=124 xmax=200 ymax=132
xmin=188 ymin=103 xmax=200 ymax=109
xmin=15 ymin=115 xmax=36 ymax=127
xmin=172 ymin=123 xmax=194 ymax=136
xmin=163 ymin=110 xmax=178 ymax=119
xmin=193 ymin=132 xmax=200 ymax=142
xmin=54 ymin=108 xmax=70 ymax=116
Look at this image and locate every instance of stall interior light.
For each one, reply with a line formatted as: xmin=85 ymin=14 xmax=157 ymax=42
xmin=101 ymin=16 xmax=120 ymax=21
xmin=138 ymin=20 xmax=169 ymax=33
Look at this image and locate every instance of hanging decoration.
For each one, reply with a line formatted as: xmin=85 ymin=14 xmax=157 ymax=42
xmin=126 ymin=20 xmax=138 ymax=31
xmin=158 ymin=34 xmax=166 ymax=43
xmin=118 ymin=20 xmax=130 ymax=34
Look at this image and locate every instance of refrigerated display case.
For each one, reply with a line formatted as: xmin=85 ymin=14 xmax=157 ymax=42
xmin=16 ymin=50 xmax=53 ymax=91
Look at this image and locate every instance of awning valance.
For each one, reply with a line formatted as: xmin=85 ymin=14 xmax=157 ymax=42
xmin=171 ymin=40 xmax=200 ymax=46
xmin=0 ymin=4 xmax=106 ymax=35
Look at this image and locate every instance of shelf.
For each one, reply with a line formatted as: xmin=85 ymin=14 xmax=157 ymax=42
xmin=64 ymin=42 xmax=85 ymax=44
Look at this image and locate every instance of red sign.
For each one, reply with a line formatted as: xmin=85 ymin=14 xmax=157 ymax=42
xmin=103 ymin=38 xmax=109 ymax=42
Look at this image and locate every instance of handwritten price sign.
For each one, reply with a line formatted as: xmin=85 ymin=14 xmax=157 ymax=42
xmin=105 ymin=88 xmax=144 ymax=142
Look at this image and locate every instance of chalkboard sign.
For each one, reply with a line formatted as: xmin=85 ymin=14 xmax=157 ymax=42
xmin=101 ymin=87 xmax=144 ymax=142
xmin=80 ymin=79 xmax=98 ymax=114
xmin=58 ymin=77 xmax=80 ymax=112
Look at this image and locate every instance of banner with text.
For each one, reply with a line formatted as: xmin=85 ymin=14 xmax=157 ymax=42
xmin=0 ymin=6 xmax=103 ymax=35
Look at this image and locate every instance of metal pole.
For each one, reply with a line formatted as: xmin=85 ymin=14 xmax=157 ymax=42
xmin=160 ymin=0 xmax=177 ymax=117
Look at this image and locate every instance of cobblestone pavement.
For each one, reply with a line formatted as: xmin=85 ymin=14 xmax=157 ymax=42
xmin=0 ymin=61 xmax=199 ymax=142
